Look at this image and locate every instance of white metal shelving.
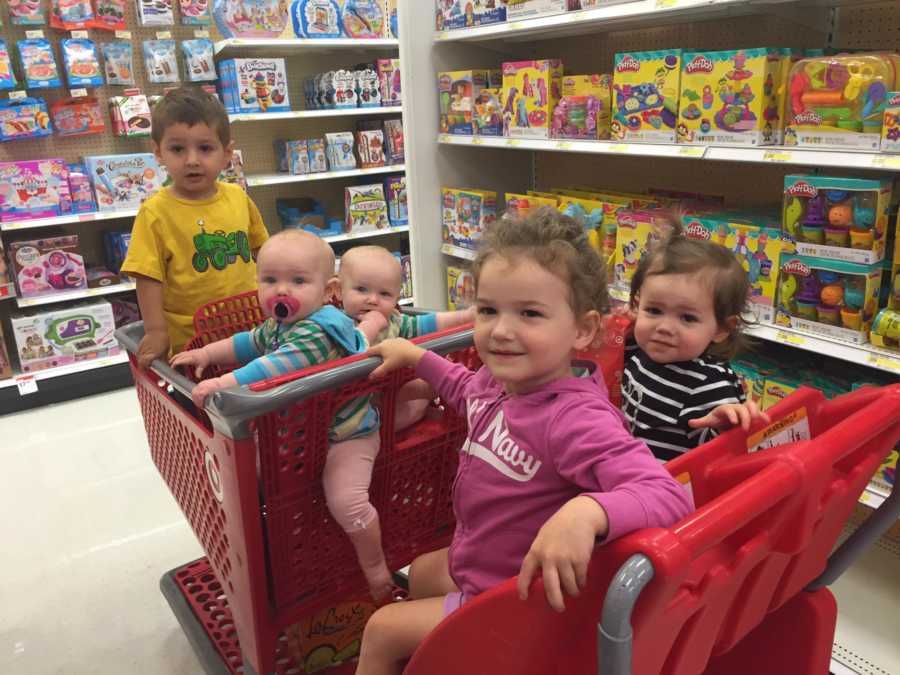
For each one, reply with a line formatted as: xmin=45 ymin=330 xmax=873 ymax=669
xmin=441 ymin=243 xmax=477 ymax=261
xmin=323 ymin=225 xmax=409 ymax=245
xmin=246 ymin=164 xmax=405 ymax=188
xmin=229 ymin=106 xmax=401 ymax=124
xmin=214 ymin=37 xmax=399 ymax=57
xmin=438 ymin=134 xmax=900 ymax=172
xmin=15 ymin=281 xmax=137 ymax=309
xmin=0 ymin=351 xmax=129 ymax=391
xmin=0 ymin=208 xmax=140 ymax=232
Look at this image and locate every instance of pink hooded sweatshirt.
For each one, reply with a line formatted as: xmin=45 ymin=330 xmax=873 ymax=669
xmin=416 ymin=350 xmax=695 ymax=600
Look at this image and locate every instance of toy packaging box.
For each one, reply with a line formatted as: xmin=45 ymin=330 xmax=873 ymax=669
xmin=84 ymin=154 xmax=165 ymax=212
xmin=683 ymin=214 xmax=783 ymax=323
xmin=0 ymin=323 xmax=12 ymax=380
xmin=385 ymin=175 xmax=408 ymax=227
xmin=277 ymin=197 xmax=344 ymax=238
xmin=0 ymin=159 xmax=70 ymax=222
xmin=677 ymin=48 xmax=784 ymax=146
xmin=400 ymin=253 xmax=413 ymax=299
xmin=612 ymin=50 xmax=682 ymax=143
xmin=345 ymin=184 xmax=390 ymax=233
xmin=377 ymin=58 xmax=402 ymax=107
xmin=554 ymin=73 xmax=612 ymax=140
xmin=556 ymin=193 xmax=614 ymax=263
xmin=889 ymin=212 xmax=900 ymax=311
xmin=786 ymin=54 xmax=896 ymax=151
xmin=612 ymin=207 xmax=678 ymax=290
xmin=473 ymin=88 xmax=503 ymax=136
xmin=213 ymin=0 xmax=290 ymax=38
xmin=11 ymin=300 xmax=119 ymax=373
xmin=108 ymin=91 xmax=152 ymax=137
xmin=775 ymin=253 xmax=882 ymax=344
xmin=871 ymin=308 xmax=900 ymax=351
xmin=503 ymin=59 xmax=564 ymax=139
xmin=504 ymin=192 xmax=557 ymax=218
xmin=447 ymin=265 xmax=475 ymax=310
xmin=436 ymin=0 xmax=507 ymax=30
xmin=103 ymin=231 xmax=132 ymax=274
xmin=442 ymin=187 xmax=497 ymax=251
xmin=275 ymin=139 xmax=311 ymax=174
xmin=506 ymin=0 xmax=567 ymax=20
xmin=881 ymin=91 xmax=900 ymax=152
xmin=218 ymin=58 xmax=290 ymax=114
xmin=782 ymin=174 xmax=893 ymax=266
xmin=0 ymin=97 xmax=53 ymax=142
xmin=7 ymin=235 xmax=87 ymax=299
xmin=438 ymin=70 xmax=491 ymax=135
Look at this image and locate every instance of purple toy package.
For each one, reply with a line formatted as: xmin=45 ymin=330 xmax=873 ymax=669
xmin=0 ymin=159 xmax=70 ymax=222
xmin=8 ymin=234 xmax=87 ymax=299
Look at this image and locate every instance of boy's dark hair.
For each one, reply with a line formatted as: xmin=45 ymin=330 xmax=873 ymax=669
xmin=472 ymin=206 xmax=609 ymax=317
xmin=629 ymin=235 xmax=750 ymax=360
xmin=151 ymin=87 xmax=231 ymax=146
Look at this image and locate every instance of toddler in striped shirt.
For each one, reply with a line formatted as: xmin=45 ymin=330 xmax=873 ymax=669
xmin=622 ymin=235 xmax=769 ymax=461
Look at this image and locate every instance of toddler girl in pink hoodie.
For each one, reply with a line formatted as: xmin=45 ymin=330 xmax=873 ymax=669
xmin=356 ymin=207 xmax=694 ymax=675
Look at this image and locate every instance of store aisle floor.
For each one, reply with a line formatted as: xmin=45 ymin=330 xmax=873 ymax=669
xmin=0 ymin=388 xmax=205 ymax=675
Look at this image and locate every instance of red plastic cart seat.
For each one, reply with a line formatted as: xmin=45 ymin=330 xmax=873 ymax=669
xmin=405 ymin=384 xmax=900 ymax=675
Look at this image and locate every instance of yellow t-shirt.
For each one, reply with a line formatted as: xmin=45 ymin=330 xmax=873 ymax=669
xmin=121 ymin=182 xmax=269 ymax=353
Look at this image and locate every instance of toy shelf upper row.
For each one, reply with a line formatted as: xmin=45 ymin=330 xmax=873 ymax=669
xmin=432 ymin=0 xmax=880 ymax=44
xmin=438 ymin=135 xmax=900 ymax=173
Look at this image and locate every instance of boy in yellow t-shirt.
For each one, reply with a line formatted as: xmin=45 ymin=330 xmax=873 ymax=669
xmin=121 ymin=87 xmax=269 ymax=368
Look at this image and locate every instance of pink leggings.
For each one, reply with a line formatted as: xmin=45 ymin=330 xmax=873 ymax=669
xmin=322 ymin=400 xmax=430 ymax=532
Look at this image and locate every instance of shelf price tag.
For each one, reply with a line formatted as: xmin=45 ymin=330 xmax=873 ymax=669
xmin=508 ymin=21 xmax=525 ymax=30
xmin=505 ymin=139 xmax=521 ymax=147
xmin=438 ymin=134 xmax=450 ymax=143
xmin=471 ymin=136 xmax=484 ymax=145
xmin=556 ymin=140 xmax=574 ymax=150
xmin=867 ymin=354 xmax=900 ymax=372
xmin=608 ymin=144 xmax=629 ymax=154
xmin=71 ymin=30 xmax=89 ymax=38
xmin=194 ymin=29 xmax=210 ymax=38
xmin=762 ymin=150 xmax=793 ymax=163
xmin=115 ymin=30 xmax=132 ymax=39
xmin=9 ymin=90 xmax=27 ymax=100
xmin=775 ymin=330 xmax=806 ymax=346
xmin=871 ymin=155 xmax=900 ymax=170
xmin=678 ymin=146 xmax=705 ymax=157
xmin=656 ymin=0 xmax=678 ymax=6
xmin=16 ymin=375 xmax=38 ymax=396
xmin=70 ymin=88 xmax=88 ymax=98
xmin=156 ymin=30 xmax=172 ymax=39
xmin=26 ymin=30 xmax=44 ymax=39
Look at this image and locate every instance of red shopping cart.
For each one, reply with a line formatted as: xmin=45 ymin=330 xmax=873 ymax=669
xmin=116 ymin=295 xmax=900 ymax=675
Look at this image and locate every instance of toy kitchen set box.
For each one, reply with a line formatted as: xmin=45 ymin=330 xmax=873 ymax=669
xmin=11 ymin=300 xmax=120 ymax=373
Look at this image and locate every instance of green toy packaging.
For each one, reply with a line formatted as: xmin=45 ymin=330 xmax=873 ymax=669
xmin=782 ymin=174 xmax=893 ymax=266
xmin=612 ymin=49 xmax=682 ymax=143
xmin=776 ymin=252 xmax=883 ymax=344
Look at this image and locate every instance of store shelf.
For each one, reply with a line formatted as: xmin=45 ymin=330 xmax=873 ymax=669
xmin=398 ymin=297 xmax=415 ymax=306
xmin=0 ymin=351 xmax=132 ymax=414
xmin=433 ymin=0 xmax=762 ymax=43
xmin=214 ymin=37 xmax=399 ymax=57
xmin=0 ymin=208 xmax=140 ymax=232
xmin=15 ymin=281 xmax=137 ymax=309
xmin=859 ymin=482 xmax=890 ymax=511
xmin=441 ymin=243 xmax=477 ymax=261
xmin=830 ymin=524 xmax=900 ymax=675
xmin=746 ymin=324 xmax=900 ymax=376
xmin=229 ymin=106 xmax=402 ymax=123
xmin=437 ymin=135 xmax=900 ymax=172
xmin=247 ymin=164 xmax=405 ymax=188
xmin=324 ymin=225 xmax=409 ymax=244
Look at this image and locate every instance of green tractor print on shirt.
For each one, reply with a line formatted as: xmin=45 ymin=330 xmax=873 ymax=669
xmin=191 ymin=221 xmax=252 ymax=273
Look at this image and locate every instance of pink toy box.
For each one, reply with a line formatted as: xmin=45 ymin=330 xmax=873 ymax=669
xmin=11 ymin=300 xmax=119 ymax=373
xmin=7 ymin=235 xmax=87 ymax=299
xmin=502 ymin=59 xmax=564 ymax=139
xmin=0 ymin=159 xmax=70 ymax=223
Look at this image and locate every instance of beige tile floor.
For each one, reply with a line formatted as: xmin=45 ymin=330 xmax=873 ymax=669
xmin=0 ymin=388 xmax=206 ymax=675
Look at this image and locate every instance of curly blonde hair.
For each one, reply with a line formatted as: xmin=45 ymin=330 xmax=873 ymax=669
xmin=471 ymin=206 xmax=609 ymax=317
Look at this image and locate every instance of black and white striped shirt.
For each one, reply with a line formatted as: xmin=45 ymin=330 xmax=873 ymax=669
xmin=621 ymin=340 xmax=745 ymax=461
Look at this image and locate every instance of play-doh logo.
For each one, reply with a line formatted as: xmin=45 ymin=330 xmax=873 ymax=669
xmin=793 ymin=110 xmax=822 ymax=125
xmin=616 ymin=55 xmax=641 ymax=73
xmin=888 ymin=93 xmax=900 ymax=105
xmin=685 ymin=55 xmax=714 ymax=74
xmin=617 ymin=213 xmax=636 ymax=228
xmin=787 ymin=181 xmax=818 ymax=198
xmin=782 ymin=259 xmax=811 ymax=276
xmin=684 ymin=221 xmax=711 ymax=239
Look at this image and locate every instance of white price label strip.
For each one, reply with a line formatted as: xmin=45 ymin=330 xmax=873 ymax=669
xmin=26 ymin=30 xmax=44 ymax=39
xmin=115 ymin=30 xmax=132 ymax=39
xmin=871 ymin=155 xmax=900 ymax=170
xmin=70 ymin=88 xmax=88 ymax=98
xmin=762 ymin=150 xmax=793 ymax=163
xmin=194 ymin=29 xmax=210 ymax=38
xmin=776 ymin=330 xmax=806 ymax=346
xmin=16 ymin=375 xmax=38 ymax=396
xmin=679 ymin=146 xmax=706 ymax=157
xmin=156 ymin=31 xmax=172 ymax=39
xmin=9 ymin=90 xmax=27 ymax=100
xmin=867 ymin=354 xmax=900 ymax=372
xmin=71 ymin=30 xmax=89 ymax=38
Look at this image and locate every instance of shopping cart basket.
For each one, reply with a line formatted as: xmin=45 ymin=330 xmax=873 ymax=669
xmin=116 ymin=296 xmax=626 ymax=675
xmin=405 ymin=383 xmax=900 ymax=675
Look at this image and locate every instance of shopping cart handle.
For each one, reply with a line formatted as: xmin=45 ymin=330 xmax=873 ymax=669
xmin=206 ymin=327 xmax=475 ymax=436
xmin=115 ymin=322 xmax=198 ymax=399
